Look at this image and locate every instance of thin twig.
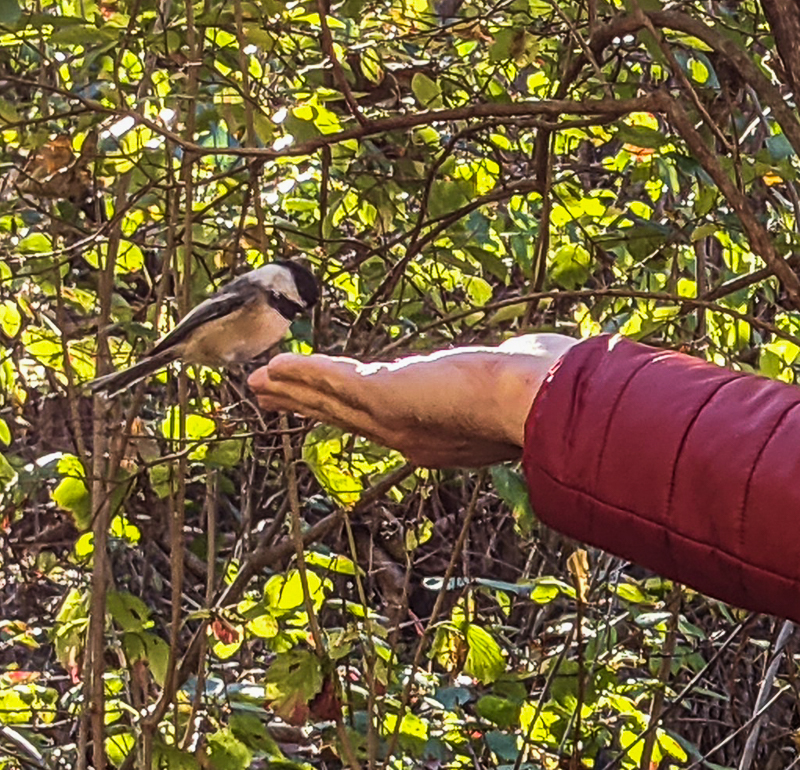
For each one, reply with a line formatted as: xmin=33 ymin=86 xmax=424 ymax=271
xmin=738 ymin=620 xmax=795 ymax=770
xmin=382 ymin=470 xmax=487 ymax=767
xmin=86 ymin=174 xmax=130 ymax=770
xmin=316 ymin=0 xmax=368 ymax=126
xmin=380 ymin=287 xmax=800 ymax=356
xmin=280 ymin=413 xmax=361 ymax=770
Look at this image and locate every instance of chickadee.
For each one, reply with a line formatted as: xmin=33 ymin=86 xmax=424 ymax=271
xmin=88 ymin=261 xmax=319 ymax=396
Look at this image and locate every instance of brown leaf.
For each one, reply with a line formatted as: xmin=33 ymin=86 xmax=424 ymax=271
xmin=567 ymin=549 xmax=590 ymax=603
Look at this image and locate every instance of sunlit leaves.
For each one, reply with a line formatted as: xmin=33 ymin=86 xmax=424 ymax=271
xmin=52 ymin=588 xmax=89 ymax=681
xmin=51 ymin=454 xmax=91 ymax=530
xmin=265 ymin=568 xmax=330 ymax=614
xmin=760 ymin=338 xmax=800 ymax=381
xmin=303 ymin=424 xmax=405 ymax=505
xmin=381 ymin=711 xmax=429 ymax=756
xmin=205 ymin=728 xmax=253 ymax=770
xmin=0 ymin=300 xmax=21 ymax=338
xmin=105 ymin=732 xmax=135 ymax=767
xmin=161 ymin=407 xmax=216 ymax=442
xmin=549 ymin=244 xmax=592 ymax=290
xmin=432 ymin=611 xmax=505 ymax=685
xmin=304 ymin=549 xmax=359 ymax=575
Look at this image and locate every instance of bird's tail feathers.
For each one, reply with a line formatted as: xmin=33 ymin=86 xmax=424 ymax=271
xmin=87 ymin=354 xmax=175 ymax=396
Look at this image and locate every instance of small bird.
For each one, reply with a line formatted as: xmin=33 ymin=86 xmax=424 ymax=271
xmin=88 ymin=261 xmax=320 ymax=396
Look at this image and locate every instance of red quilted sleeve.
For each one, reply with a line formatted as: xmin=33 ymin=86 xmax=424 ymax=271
xmin=522 ymin=334 xmax=800 ymax=622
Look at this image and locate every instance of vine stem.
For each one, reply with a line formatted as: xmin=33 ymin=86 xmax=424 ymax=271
xmin=382 ymin=470 xmax=487 ymax=768
xmin=639 ymin=586 xmax=681 ymax=770
xmin=139 ymin=0 xmax=201 ymax=761
xmin=85 ymin=174 xmax=130 ymax=770
xmin=738 ymin=619 xmax=795 ymax=770
xmin=279 ymin=414 xmax=362 ymax=770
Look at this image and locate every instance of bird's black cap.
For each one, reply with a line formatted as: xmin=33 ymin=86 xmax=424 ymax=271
xmin=277 ymin=260 xmax=320 ymax=309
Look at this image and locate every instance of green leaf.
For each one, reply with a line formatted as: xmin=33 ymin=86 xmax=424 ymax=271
xmin=110 ymin=514 xmax=140 ymax=544
xmin=230 ymin=713 xmax=282 ymax=756
xmin=106 ymin=732 xmax=135 ymax=767
xmin=73 ymin=532 xmax=94 ymax=561
xmin=464 ymin=624 xmax=504 ymax=684
xmin=549 ymin=244 xmax=592 ymax=290
xmin=52 ymin=454 xmax=91 ymax=531
xmin=614 ymin=582 xmax=652 ymax=604
xmin=206 ymin=728 xmax=253 ymax=770
xmin=49 ymin=24 xmax=119 ymax=46
xmin=617 ymin=124 xmax=668 ymax=150
xmin=476 ymin=695 xmax=521 ymax=728
xmin=340 ymin=0 xmax=367 ymax=17
xmin=381 ymin=712 xmax=429 ymax=756
xmin=264 ymin=650 xmax=323 ymax=724
xmin=17 ymin=233 xmax=52 ymax=256
xmin=303 ymin=425 xmax=364 ymax=505
xmin=411 ymin=73 xmax=443 ymax=109
xmin=205 ymin=438 xmax=247 ymax=468
xmin=688 ymin=57 xmax=709 ymax=84
xmin=620 ymin=727 xmax=645 ymax=765
xmin=107 ymin=591 xmax=152 ymax=632
xmin=185 ymin=413 xmax=216 ymax=440
xmin=265 ymin=569 xmax=329 ymax=614
xmin=246 ymin=612 xmax=279 ymax=639
xmin=304 ymin=550 xmax=359 ymax=575
xmin=485 ymin=730 xmax=520 ymax=761
xmin=148 ymin=463 xmax=172 ymax=499
xmin=0 ymin=688 xmax=32 ymax=724
xmin=122 ymin=632 xmax=170 ymax=687
xmin=53 ymin=588 xmax=89 ymax=675
xmin=0 ymin=418 xmax=10 ymax=446
xmin=0 ymin=301 xmax=21 ymax=338
xmin=155 ymin=743 xmax=201 ymax=769
xmin=530 ymin=576 xmax=576 ymax=604
xmin=160 ymin=407 xmax=216 ymax=441
xmin=0 ymin=0 xmax=21 ymax=25
xmin=489 ymin=28 xmax=515 ymax=62
xmin=0 ymin=98 xmax=20 ymax=125
xmin=766 ymin=134 xmax=794 ymax=161
xmin=435 ymin=686 xmax=471 ymax=710
xmin=658 ymin=729 xmax=688 ymax=761
xmin=116 ymin=241 xmax=144 ymax=274
xmin=491 ymin=466 xmax=535 ymax=534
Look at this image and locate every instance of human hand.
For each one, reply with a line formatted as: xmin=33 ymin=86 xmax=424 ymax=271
xmin=248 ymin=333 xmax=580 ymax=468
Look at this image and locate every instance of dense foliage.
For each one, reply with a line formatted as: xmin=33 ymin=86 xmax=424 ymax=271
xmin=1 ymin=0 xmax=800 ymax=767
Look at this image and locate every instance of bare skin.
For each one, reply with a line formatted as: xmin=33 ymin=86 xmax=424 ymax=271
xmin=248 ymin=333 xmax=580 ymax=468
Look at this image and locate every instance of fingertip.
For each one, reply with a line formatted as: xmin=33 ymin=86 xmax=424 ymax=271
xmin=246 ymin=365 xmax=271 ymax=390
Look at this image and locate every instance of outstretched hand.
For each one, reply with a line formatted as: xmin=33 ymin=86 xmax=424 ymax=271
xmin=248 ymin=333 xmax=580 ymax=468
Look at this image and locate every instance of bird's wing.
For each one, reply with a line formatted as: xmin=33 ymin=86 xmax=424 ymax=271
xmin=147 ymin=278 xmax=260 ymax=359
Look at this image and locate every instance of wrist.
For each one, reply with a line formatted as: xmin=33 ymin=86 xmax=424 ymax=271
xmin=496 ymin=334 xmax=581 ymax=447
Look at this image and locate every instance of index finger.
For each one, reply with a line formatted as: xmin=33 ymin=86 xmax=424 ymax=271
xmin=247 ymin=353 xmax=361 ymax=395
